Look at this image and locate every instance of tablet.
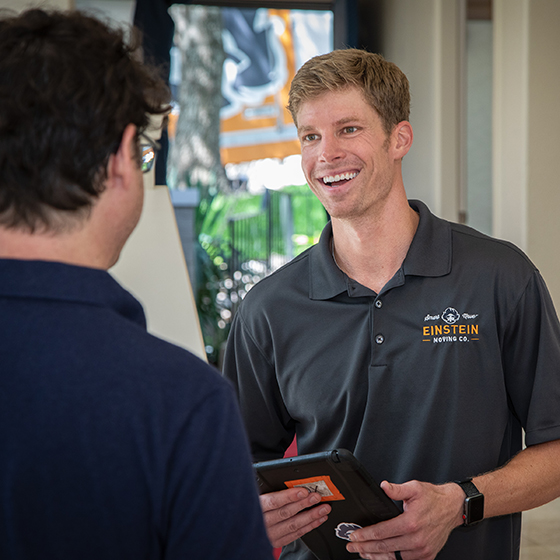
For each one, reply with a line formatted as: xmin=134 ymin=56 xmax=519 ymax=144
xmin=254 ymin=449 xmax=402 ymax=560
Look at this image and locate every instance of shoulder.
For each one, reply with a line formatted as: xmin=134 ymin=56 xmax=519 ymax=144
xmin=451 ymin=222 xmax=533 ymax=263
xmin=450 ymin=221 xmax=536 ymax=274
xmin=236 ymin=245 xmax=313 ymax=311
xmin=135 ymin=328 xmax=227 ymax=385
xmin=84 ymin=308 xmax=235 ymax=411
xmin=446 ymin=223 xmax=542 ymax=312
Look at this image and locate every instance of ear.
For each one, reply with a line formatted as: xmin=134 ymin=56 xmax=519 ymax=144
xmin=106 ymin=123 xmax=138 ymax=191
xmin=392 ymin=121 xmax=413 ymax=160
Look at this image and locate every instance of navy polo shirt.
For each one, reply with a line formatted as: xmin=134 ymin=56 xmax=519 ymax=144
xmin=223 ymin=199 xmax=560 ymax=560
xmin=0 ymin=259 xmax=273 ymax=560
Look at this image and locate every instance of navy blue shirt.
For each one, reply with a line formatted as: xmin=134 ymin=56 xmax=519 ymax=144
xmin=223 ymin=200 xmax=560 ymax=560
xmin=0 ymin=259 xmax=273 ymax=560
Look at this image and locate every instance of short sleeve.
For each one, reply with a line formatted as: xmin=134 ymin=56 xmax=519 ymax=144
xmin=164 ymin=382 xmax=274 ymax=560
xmin=222 ymin=312 xmax=295 ymax=462
xmin=502 ymin=271 xmax=560 ymax=446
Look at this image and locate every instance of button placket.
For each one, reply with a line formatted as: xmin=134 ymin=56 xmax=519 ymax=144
xmin=373 ymin=298 xmax=384 ymax=346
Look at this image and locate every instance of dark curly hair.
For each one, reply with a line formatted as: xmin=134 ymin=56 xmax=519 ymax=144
xmin=0 ymin=8 xmax=170 ymax=232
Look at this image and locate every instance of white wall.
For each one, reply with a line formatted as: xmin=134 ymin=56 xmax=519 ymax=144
xmin=376 ymin=0 xmax=560 ymax=306
xmin=466 ymin=20 xmax=493 ymax=236
xmin=110 ymin=182 xmax=206 ymax=361
xmin=493 ymin=0 xmax=529 ymax=251
xmin=379 ymin=0 xmax=464 ymax=222
xmin=494 ymin=0 xmax=560 ymax=306
xmin=525 ymin=1 xmax=560 ymax=307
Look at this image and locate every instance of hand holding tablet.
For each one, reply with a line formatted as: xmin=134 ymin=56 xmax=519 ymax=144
xmin=254 ymin=449 xmax=402 ymax=560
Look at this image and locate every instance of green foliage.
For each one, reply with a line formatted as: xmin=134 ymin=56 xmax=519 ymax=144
xmin=199 ymin=191 xmax=262 ymax=240
xmin=195 ymin=184 xmax=327 ymax=366
xmin=283 ymin=185 xmax=328 ymax=254
xmin=194 ymin=241 xmax=228 ymax=365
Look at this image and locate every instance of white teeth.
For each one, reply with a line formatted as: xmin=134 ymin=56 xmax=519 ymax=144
xmin=322 ymin=172 xmax=358 ymax=184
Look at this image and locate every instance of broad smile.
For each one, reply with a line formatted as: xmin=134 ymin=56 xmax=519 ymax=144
xmin=321 ymin=171 xmax=360 ymax=186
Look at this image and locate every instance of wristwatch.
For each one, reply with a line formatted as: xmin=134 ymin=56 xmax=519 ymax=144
xmin=455 ymin=478 xmax=484 ymax=526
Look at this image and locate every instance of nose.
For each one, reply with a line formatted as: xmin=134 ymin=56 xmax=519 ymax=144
xmin=319 ymin=135 xmax=344 ymax=163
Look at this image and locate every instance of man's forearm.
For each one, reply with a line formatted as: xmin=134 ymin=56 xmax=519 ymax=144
xmin=473 ymin=438 xmax=560 ymax=518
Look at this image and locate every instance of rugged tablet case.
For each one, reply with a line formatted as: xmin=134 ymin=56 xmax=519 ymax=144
xmin=254 ymin=449 xmax=402 ymax=560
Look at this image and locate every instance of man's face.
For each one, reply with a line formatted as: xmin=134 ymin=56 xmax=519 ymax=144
xmin=297 ymin=87 xmax=398 ymax=222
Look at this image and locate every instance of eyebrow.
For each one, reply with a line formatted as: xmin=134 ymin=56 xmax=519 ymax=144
xmin=297 ymin=125 xmax=316 ymax=135
xmin=298 ymin=116 xmax=362 ymax=134
xmin=334 ymin=117 xmax=361 ymax=126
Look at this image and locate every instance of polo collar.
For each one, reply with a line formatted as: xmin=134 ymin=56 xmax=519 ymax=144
xmin=403 ymin=200 xmax=452 ymax=277
xmin=309 ymin=199 xmax=452 ymax=300
xmin=0 ymin=259 xmax=147 ymax=328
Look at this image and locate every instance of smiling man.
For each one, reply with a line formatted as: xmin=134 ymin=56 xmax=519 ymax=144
xmin=223 ymin=49 xmax=560 ymax=560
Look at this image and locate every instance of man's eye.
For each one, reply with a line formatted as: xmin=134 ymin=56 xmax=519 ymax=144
xmin=303 ymin=133 xmax=318 ymax=142
xmin=343 ymin=126 xmax=358 ymax=134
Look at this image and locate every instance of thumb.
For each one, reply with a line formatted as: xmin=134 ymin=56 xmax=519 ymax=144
xmin=380 ymin=480 xmax=413 ymax=502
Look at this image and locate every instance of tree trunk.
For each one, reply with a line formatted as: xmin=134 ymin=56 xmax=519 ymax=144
xmin=169 ymin=5 xmax=228 ymax=197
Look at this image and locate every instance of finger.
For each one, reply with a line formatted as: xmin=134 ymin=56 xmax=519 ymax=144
xmin=349 ymin=553 xmax=398 ymax=560
xmin=261 ymin=491 xmax=324 ymax=523
xmin=349 ymin=514 xmax=405 ymax=544
xmin=259 ymin=488 xmax=333 ymax=547
xmin=346 ymin=541 xmax=404 ymax=559
xmin=346 ymin=530 xmax=405 ymax=557
xmin=268 ymin=507 xmax=331 ymax=548
xmin=259 ymin=487 xmax=313 ymax=513
xmin=263 ymin=497 xmax=330 ymax=530
xmin=358 ymin=553 xmax=402 ymax=560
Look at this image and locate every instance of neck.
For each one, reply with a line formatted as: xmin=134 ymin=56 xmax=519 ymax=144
xmin=0 ymin=225 xmax=113 ymax=270
xmin=331 ymin=197 xmax=419 ymax=294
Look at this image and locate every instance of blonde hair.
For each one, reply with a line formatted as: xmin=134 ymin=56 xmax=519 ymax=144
xmin=288 ymin=49 xmax=410 ymax=135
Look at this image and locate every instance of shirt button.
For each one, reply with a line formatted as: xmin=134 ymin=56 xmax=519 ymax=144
xmin=375 ymin=299 xmax=383 ymax=309
xmin=375 ymin=334 xmax=385 ymax=344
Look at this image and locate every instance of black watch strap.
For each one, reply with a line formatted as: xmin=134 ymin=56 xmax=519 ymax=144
xmin=457 ymin=478 xmax=479 ymax=498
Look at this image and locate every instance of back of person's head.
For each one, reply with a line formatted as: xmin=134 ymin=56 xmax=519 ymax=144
xmin=0 ymin=8 xmax=170 ymax=232
xmin=288 ymin=48 xmax=410 ymax=136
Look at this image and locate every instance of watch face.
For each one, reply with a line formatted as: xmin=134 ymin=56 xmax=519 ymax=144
xmin=466 ymin=495 xmax=485 ymax=524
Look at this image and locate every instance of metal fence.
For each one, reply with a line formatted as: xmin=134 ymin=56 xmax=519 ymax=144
xmin=226 ymin=188 xmax=326 ymax=318
xmin=228 ymin=189 xmax=293 ymax=277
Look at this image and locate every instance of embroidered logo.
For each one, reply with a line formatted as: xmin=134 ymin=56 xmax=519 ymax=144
xmin=441 ymin=307 xmax=460 ymax=324
xmin=335 ymin=522 xmax=362 ymax=541
xmin=422 ymin=307 xmax=480 ymax=344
